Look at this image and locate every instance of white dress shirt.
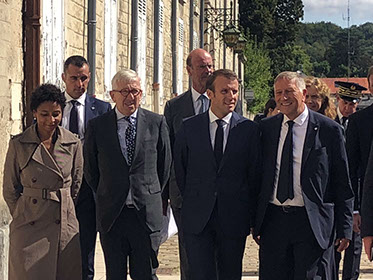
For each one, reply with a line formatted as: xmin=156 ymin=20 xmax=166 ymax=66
xmin=191 ymin=87 xmax=209 ymax=115
xmin=62 ymin=92 xmax=86 ymax=140
xmin=209 ymin=109 xmax=232 ymax=152
xmin=271 ymin=106 xmax=309 ymax=206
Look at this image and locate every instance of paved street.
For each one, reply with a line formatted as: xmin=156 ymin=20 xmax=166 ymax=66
xmin=94 ymin=234 xmax=373 ymax=279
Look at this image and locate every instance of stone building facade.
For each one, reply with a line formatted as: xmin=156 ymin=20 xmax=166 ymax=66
xmin=0 ymin=0 xmax=244 ymax=275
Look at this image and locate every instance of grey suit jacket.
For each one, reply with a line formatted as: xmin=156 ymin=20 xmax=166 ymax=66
xmin=84 ymin=107 xmax=171 ymax=233
xmin=163 ymin=90 xmax=195 ymax=208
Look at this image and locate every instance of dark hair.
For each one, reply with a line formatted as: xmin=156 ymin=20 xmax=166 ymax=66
xmin=186 ymin=53 xmax=192 ymax=67
xmin=206 ymin=69 xmax=238 ymax=92
xmin=263 ymin=98 xmax=277 ymax=116
xmin=30 ymin=84 xmax=66 ymax=112
xmin=64 ymin=55 xmax=89 ymax=72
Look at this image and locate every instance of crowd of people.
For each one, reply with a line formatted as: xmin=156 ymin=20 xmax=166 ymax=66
xmin=2 ymin=50 xmax=373 ymax=280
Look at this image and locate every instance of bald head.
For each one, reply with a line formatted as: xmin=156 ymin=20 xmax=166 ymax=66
xmin=186 ymin=49 xmax=214 ymax=94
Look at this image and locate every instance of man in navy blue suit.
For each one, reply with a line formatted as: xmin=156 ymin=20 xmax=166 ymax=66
xmin=255 ymin=71 xmax=354 ymax=280
xmin=174 ymin=69 xmax=261 ymax=280
xmin=61 ymin=55 xmax=111 ymax=280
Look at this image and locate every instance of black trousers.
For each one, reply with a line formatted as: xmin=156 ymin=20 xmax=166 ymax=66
xmin=171 ymin=205 xmax=190 ymax=280
xmin=335 ymin=230 xmax=362 ymax=280
xmin=183 ymin=204 xmax=247 ymax=280
xmin=259 ymin=204 xmax=336 ymax=280
xmin=100 ymin=206 xmax=159 ymax=280
xmin=76 ymin=180 xmax=97 ymax=280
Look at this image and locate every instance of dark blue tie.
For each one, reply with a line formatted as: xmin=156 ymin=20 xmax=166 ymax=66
xmin=69 ymin=100 xmax=79 ymax=135
xmin=214 ymin=120 xmax=224 ymax=167
xmin=277 ymin=120 xmax=295 ymax=203
xmin=124 ymin=116 xmax=136 ymax=165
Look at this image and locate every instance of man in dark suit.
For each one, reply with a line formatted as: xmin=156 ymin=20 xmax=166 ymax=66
xmin=356 ymin=66 xmax=373 ymax=261
xmin=174 ymin=69 xmax=261 ymax=280
xmin=84 ymin=69 xmax=171 ymax=279
xmin=163 ymin=48 xmax=213 ymax=279
xmin=255 ymin=71 xmax=354 ymax=280
xmin=61 ymin=55 xmax=111 ymax=280
xmin=333 ymin=81 xmax=365 ymax=280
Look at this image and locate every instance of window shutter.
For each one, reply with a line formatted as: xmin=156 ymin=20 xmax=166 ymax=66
xmin=177 ymin=18 xmax=184 ymax=94
xmin=137 ymin=0 xmax=147 ymax=103
xmin=42 ymin=0 xmax=64 ymax=88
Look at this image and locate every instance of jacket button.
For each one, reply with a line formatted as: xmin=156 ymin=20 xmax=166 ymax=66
xmin=55 ymin=220 xmax=61 ymax=224
xmin=31 ymin=177 xmax=37 ymax=183
xmin=29 ymin=221 xmax=35 ymax=225
xmin=32 ymin=199 xmax=37 ymax=204
xmin=214 ymin=192 xmax=217 ymax=196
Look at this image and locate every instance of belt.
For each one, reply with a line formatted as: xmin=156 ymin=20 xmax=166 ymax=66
xmin=22 ymin=187 xmax=71 ymax=250
xmin=268 ymin=203 xmax=304 ymax=213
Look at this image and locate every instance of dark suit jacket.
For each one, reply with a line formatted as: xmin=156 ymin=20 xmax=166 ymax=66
xmin=83 ymin=108 xmax=171 ymax=234
xmin=163 ymin=90 xmax=195 ymax=209
xmin=255 ymin=110 xmax=354 ymax=249
xmin=346 ymin=104 xmax=373 ymax=212
xmin=174 ymin=111 xmax=261 ymax=237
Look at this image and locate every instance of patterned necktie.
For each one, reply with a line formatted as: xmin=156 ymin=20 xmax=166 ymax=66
xmin=198 ymin=95 xmax=208 ymax=114
xmin=214 ymin=119 xmax=224 ymax=167
xmin=277 ymin=120 xmax=295 ymax=203
xmin=124 ymin=116 xmax=136 ymax=165
xmin=69 ymin=100 xmax=79 ymax=135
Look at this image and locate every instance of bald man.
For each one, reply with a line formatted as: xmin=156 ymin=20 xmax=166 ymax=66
xmin=163 ymin=48 xmax=213 ymax=280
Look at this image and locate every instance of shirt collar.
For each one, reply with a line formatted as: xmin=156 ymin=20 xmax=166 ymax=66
xmin=65 ymin=92 xmax=86 ymax=106
xmin=115 ymin=107 xmax=138 ymax=121
xmin=191 ymin=87 xmax=209 ymax=103
xmin=282 ymin=105 xmax=309 ymax=127
xmin=208 ymin=109 xmax=232 ymax=125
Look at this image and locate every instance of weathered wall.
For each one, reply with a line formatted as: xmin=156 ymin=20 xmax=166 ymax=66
xmin=0 ymin=0 xmax=24 ymax=278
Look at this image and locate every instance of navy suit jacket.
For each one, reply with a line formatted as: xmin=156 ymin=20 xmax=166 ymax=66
xmin=174 ymin=111 xmax=261 ymax=237
xmin=84 ymin=108 xmax=171 ymax=234
xmin=83 ymin=95 xmax=112 ymax=135
xmin=163 ymin=90 xmax=195 ymax=208
xmin=255 ymin=110 xmax=354 ymax=249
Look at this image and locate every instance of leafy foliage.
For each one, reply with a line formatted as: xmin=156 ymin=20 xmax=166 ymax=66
xmin=244 ymin=38 xmax=273 ymax=114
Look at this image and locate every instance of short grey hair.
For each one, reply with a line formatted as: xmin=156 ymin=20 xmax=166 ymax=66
xmin=111 ymin=69 xmax=140 ymax=89
xmin=274 ymin=71 xmax=306 ymax=91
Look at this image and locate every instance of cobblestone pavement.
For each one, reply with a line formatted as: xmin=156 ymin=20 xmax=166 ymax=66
xmin=95 ymin=234 xmax=373 ymax=279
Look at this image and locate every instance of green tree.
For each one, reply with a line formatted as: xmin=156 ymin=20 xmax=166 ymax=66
xmin=244 ymin=39 xmax=273 ymax=114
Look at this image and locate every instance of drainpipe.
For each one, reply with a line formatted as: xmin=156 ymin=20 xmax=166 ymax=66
xmin=200 ymin=0 xmax=204 ymax=48
xmin=87 ymin=0 xmax=96 ymax=96
xmin=189 ymin=0 xmax=194 ymax=51
xmin=23 ymin=0 xmax=41 ymax=127
xmin=171 ymin=0 xmax=177 ymax=94
xmin=154 ymin=0 xmax=160 ymax=112
xmin=130 ymin=0 xmax=139 ymax=70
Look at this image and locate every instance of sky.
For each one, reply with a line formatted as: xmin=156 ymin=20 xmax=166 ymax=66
xmin=302 ymin=0 xmax=372 ymax=28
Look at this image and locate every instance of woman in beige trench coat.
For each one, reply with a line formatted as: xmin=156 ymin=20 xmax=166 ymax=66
xmin=3 ymin=84 xmax=83 ymax=280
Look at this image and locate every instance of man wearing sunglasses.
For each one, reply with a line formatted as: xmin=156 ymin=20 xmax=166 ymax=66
xmin=84 ymin=69 xmax=171 ymax=279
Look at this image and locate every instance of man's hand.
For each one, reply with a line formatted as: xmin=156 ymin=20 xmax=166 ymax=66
xmin=335 ymin=238 xmax=350 ymax=252
xmin=353 ymin=213 xmax=361 ymax=233
xmin=363 ymin=236 xmax=373 ymax=261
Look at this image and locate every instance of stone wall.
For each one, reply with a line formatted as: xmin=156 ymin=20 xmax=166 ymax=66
xmin=0 ymin=0 xmax=24 ymax=277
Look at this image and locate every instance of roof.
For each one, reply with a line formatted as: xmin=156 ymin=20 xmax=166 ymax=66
xmin=320 ymin=78 xmax=370 ymax=94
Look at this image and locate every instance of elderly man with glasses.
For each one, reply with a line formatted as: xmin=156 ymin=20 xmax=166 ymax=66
xmin=84 ymin=69 xmax=171 ymax=279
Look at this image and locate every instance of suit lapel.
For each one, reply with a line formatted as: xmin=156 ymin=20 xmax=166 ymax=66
xmin=301 ymin=111 xmax=319 ymax=171
xmin=105 ymin=109 xmax=128 ymax=164
xmin=131 ymin=107 xmax=146 ymax=169
xmin=85 ymin=95 xmax=96 ymax=128
xmin=181 ymin=90 xmax=195 ymax=116
xmin=200 ymin=112 xmax=216 ymax=169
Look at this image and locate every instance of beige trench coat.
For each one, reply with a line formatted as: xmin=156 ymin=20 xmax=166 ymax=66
xmin=3 ymin=124 xmax=83 ymax=280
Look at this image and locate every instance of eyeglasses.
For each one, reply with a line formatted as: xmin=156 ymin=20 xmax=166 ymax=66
xmin=112 ymin=88 xmax=142 ymax=97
